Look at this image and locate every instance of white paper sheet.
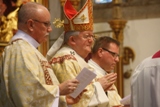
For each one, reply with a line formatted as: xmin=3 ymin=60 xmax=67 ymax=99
xmin=70 ymin=67 xmax=97 ymax=98
xmin=120 ymin=94 xmax=131 ymax=105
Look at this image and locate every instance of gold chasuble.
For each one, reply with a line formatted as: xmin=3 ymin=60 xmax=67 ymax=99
xmin=47 ymin=0 xmax=108 ymax=106
xmin=0 ymin=40 xmax=67 ymax=107
xmin=49 ymin=46 xmax=95 ymax=107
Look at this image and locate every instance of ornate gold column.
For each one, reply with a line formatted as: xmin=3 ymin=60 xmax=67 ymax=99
xmin=108 ymin=0 xmax=127 ymax=97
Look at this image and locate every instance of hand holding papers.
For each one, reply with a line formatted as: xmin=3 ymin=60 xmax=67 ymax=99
xmin=70 ymin=67 xmax=97 ymax=98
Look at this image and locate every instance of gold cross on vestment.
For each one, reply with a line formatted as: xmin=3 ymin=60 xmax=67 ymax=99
xmin=80 ymin=14 xmax=86 ymax=22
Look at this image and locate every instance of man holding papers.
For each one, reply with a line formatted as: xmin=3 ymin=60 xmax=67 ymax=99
xmin=47 ymin=0 xmax=117 ymax=107
xmin=0 ymin=2 xmax=81 ymax=107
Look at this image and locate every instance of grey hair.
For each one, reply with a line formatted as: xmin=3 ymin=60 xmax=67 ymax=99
xmin=64 ymin=31 xmax=80 ymax=44
xmin=18 ymin=2 xmax=44 ymax=24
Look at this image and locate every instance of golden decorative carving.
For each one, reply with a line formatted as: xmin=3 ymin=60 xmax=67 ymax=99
xmin=123 ymin=47 xmax=135 ymax=79
xmin=108 ymin=20 xmax=127 ymax=43
xmin=0 ymin=8 xmax=18 ymax=42
xmin=0 ymin=0 xmax=48 ymax=56
xmin=0 ymin=0 xmax=35 ymax=43
xmin=123 ymin=47 xmax=135 ymax=65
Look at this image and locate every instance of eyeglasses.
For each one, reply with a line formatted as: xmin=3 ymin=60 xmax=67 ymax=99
xmin=83 ymin=34 xmax=95 ymax=40
xmin=32 ymin=19 xmax=51 ymax=27
xmin=102 ymin=47 xmax=119 ymax=58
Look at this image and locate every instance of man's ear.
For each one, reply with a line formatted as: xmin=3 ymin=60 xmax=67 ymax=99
xmin=69 ymin=36 xmax=76 ymax=46
xmin=26 ymin=19 xmax=34 ymax=31
xmin=97 ymin=48 xmax=103 ymax=58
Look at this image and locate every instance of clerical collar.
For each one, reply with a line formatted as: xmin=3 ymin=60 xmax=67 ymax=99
xmin=10 ymin=30 xmax=40 ymax=48
xmin=89 ymin=59 xmax=107 ymax=75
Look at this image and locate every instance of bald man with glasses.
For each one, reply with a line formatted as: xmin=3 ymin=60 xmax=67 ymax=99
xmin=0 ymin=2 xmax=82 ymax=107
xmin=88 ymin=36 xmax=128 ymax=107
